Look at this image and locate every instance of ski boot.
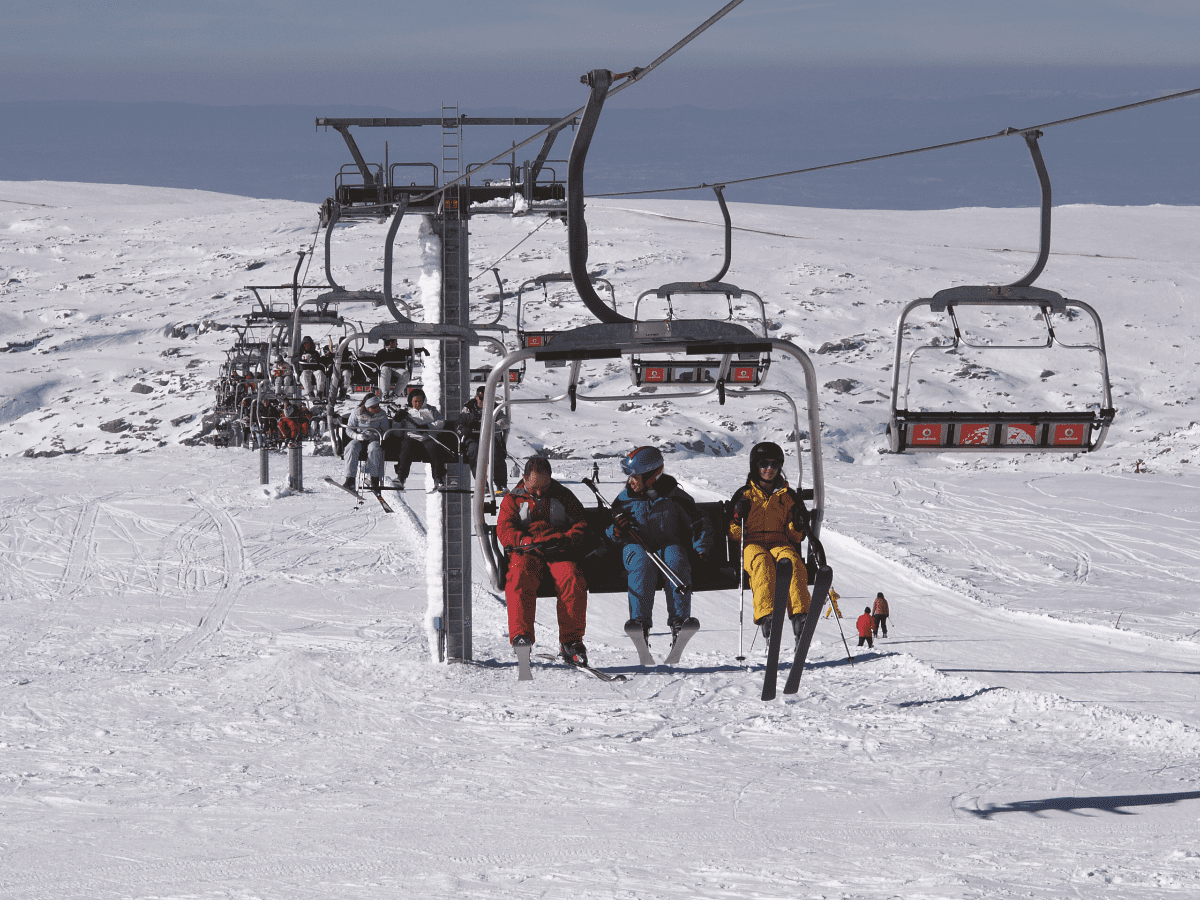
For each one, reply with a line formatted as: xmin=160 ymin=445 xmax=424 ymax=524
xmin=560 ymin=640 xmax=588 ymax=667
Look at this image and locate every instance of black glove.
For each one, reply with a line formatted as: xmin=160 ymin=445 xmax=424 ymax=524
xmin=536 ymin=537 xmax=568 ymax=559
xmin=611 ymin=511 xmax=633 ymax=541
xmin=736 ymin=498 xmax=751 ymax=520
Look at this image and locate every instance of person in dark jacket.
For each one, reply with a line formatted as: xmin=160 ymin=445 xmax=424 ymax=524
xmin=872 ymin=592 xmax=890 ymax=637
xmin=374 ymin=338 xmax=411 ymax=399
xmin=293 ymin=335 xmax=330 ymax=400
xmin=458 ymin=385 xmax=509 ymax=492
xmin=496 ymin=457 xmax=589 ymax=666
xmin=607 ymin=446 xmax=714 ymax=644
xmin=856 ymin=607 xmax=875 ymax=649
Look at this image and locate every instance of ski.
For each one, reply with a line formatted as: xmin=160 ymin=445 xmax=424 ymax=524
xmin=535 ymin=653 xmax=628 ymax=682
xmin=325 ymin=475 xmax=362 ymax=503
xmin=624 ymin=621 xmax=656 ymax=667
xmin=324 ymin=476 xmax=392 ymax=513
xmin=663 ymin=620 xmax=700 ymax=665
xmin=761 ymin=558 xmax=792 ymax=701
xmin=514 ymin=643 xmax=533 ymax=681
xmin=783 ymin=565 xmax=833 ymax=695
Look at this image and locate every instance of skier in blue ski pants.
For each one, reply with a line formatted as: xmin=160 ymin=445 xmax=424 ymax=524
xmin=607 ymin=446 xmax=714 ymax=636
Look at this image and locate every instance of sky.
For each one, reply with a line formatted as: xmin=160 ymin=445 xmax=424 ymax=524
xmin=4 ymin=1 xmax=1200 ymax=109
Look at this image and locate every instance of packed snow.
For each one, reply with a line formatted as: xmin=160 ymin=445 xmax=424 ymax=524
xmin=1 ymin=181 xmax=1198 ymax=899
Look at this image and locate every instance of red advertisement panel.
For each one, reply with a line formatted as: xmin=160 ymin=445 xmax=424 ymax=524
xmin=956 ymin=423 xmax=992 ymax=446
xmin=1051 ymin=423 xmax=1087 ymax=446
xmin=909 ymin=423 xmax=946 ymax=446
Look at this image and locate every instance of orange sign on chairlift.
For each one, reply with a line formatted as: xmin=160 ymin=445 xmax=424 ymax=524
xmin=643 ymin=366 xmax=667 ymax=383
xmin=731 ymin=365 xmax=756 ymax=383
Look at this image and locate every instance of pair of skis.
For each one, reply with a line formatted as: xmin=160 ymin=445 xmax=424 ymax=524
xmin=511 ymin=643 xmax=627 ymax=683
xmin=759 ymin=559 xmax=834 ymax=700
xmin=624 ymin=619 xmax=700 ymax=667
xmin=324 ymin=476 xmax=393 ymax=513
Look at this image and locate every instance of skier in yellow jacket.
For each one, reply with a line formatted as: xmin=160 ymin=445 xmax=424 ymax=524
xmin=728 ymin=441 xmax=812 ymax=638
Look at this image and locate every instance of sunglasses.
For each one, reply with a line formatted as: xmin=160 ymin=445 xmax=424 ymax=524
xmin=757 ymin=460 xmax=783 ymax=469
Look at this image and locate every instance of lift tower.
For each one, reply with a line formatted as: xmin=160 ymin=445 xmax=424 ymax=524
xmin=316 ymin=111 xmax=571 ymax=661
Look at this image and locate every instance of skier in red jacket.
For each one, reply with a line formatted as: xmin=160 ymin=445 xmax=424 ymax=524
xmin=496 ymin=456 xmax=589 ymax=666
xmin=856 ymin=607 xmax=875 ymax=649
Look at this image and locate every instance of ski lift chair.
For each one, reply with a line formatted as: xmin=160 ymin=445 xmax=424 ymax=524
xmin=630 ymin=281 xmax=771 ymax=389
xmin=514 ymin=272 xmax=617 ymax=371
xmin=888 ymin=285 xmax=1117 ymax=452
xmin=470 ymin=319 xmax=828 ymax=599
xmin=886 ymin=130 xmax=1116 ymax=453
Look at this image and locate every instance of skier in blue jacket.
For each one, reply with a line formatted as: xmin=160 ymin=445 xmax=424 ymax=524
xmin=607 ymin=446 xmax=715 ymax=644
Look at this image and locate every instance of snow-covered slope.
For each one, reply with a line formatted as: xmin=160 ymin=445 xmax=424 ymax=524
xmin=2 ymin=182 xmax=1198 ymax=898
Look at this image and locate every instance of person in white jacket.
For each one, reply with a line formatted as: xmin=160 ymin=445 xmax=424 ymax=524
xmin=393 ymin=387 xmax=448 ymax=489
xmin=341 ymin=394 xmax=391 ymax=490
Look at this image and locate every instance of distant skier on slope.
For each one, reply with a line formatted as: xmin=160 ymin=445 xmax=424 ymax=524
xmin=340 ymin=394 xmax=391 ymax=491
xmin=857 ymin=607 xmax=875 ymax=649
xmin=607 ymin=445 xmax=713 ymax=650
xmin=496 ymin=457 xmax=590 ymax=666
xmin=872 ymin=592 xmax=890 ymax=638
xmin=728 ymin=441 xmax=812 ymax=641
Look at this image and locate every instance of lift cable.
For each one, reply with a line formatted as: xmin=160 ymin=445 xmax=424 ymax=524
xmin=586 ymin=85 xmax=1200 ymax=199
xmin=469 ymin=216 xmax=555 ymax=283
xmin=409 ymin=0 xmax=747 ymax=206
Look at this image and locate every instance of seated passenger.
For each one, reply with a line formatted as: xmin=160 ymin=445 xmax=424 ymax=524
xmin=394 ymin=387 xmax=447 ymax=490
xmin=728 ymin=441 xmax=811 ymax=640
xmin=607 ymin=446 xmax=713 ymax=648
xmin=496 ymin=457 xmax=589 ymax=666
xmin=340 ymin=394 xmax=391 ymax=492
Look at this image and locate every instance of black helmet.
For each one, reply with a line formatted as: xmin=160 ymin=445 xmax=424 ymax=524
xmin=749 ymin=441 xmax=785 ymax=477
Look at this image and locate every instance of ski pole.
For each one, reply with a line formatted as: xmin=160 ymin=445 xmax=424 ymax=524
xmin=581 ymin=477 xmax=689 ymax=591
xmin=736 ymin=511 xmax=746 ymax=662
xmin=829 ymin=587 xmax=854 ymax=663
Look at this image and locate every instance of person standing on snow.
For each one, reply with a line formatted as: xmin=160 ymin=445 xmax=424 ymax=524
xmin=857 ymin=607 xmax=875 ymax=649
xmin=341 ymin=394 xmax=391 ymax=491
xmin=607 ymin=445 xmax=714 ymax=647
xmin=496 ymin=457 xmax=590 ymax=666
xmin=872 ymin=591 xmax=890 ymax=638
xmin=728 ymin=441 xmax=812 ymax=641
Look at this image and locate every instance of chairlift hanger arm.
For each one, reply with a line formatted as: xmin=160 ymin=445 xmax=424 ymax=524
xmin=710 ymin=185 xmax=732 ymax=283
xmin=568 ymin=69 xmax=635 ymax=325
xmin=1009 ymin=130 xmax=1051 ymax=288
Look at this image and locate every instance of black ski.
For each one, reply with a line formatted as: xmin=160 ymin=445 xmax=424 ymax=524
xmin=624 ymin=621 xmax=656 ymax=667
xmin=514 ymin=644 xmax=533 ymax=681
xmin=325 ymin=475 xmax=363 ymax=505
xmin=761 ymin=558 xmax=792 ymax=701
xmin=325 ymin=476 xmax=392 ymax=513
xmin=535 ymin=653 xmax=628 ymax=682
xmin=663 ymin=620 xmax=700 ymax=665
xmin=783 ymin=564 xmax=833 ymax=695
